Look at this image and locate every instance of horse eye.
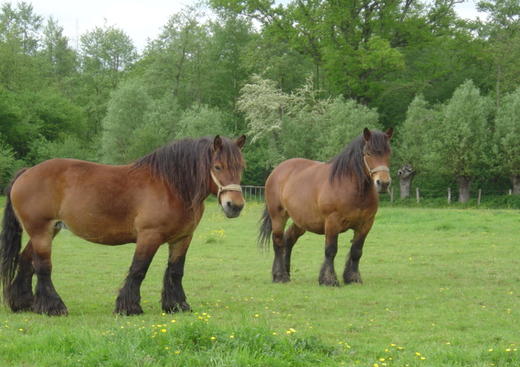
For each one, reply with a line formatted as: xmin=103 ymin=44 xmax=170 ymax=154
xmin=214 ymin=165 xmax=222 ymax=171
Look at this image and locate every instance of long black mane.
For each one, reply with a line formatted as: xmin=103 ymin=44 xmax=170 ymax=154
xmin=133 ymin=136 xmax=243 ymax=206
xmin=329 ymin=130 xmax=391 ymax=193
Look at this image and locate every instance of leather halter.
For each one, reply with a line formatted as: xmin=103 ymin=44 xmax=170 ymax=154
xmin=210 ymin=170 xmax=242 ymax=201
xmin=363 ymin=155 xmax=389 ymax=176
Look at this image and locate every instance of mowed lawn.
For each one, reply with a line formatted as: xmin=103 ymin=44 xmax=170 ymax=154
xmin=0 ymin=196 xmax=519 ymax=366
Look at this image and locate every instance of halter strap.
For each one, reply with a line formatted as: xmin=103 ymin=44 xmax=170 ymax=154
xmin=210 ymin=170 xmax=242 ymax=201
xmin=363 ymin=155 xmax=389 ymax=176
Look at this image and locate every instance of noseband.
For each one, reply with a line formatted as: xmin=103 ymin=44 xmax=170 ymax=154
xmin=363 ymin=155 xmax=389 ymax=177
xmin=210 ymin=170 xmax=242 ymax=201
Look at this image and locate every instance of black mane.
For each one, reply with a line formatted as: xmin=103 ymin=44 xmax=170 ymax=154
xmin=329 ymin=130 xmax=391 ymax=193
xmin=133 ymin=136 xmax=243 ymax=206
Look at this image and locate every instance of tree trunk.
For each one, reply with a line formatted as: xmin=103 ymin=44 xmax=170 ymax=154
xmin=397 ymin=165 xmax=416 ymax=199
xmin=457 ymin=176 xmax=471 ymax=203
xmin=512 ymin=175 xmax=520 ymax=195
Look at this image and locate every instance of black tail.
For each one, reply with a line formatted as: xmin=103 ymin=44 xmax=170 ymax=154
xmin=0 ymin=169 xmax=26 ymax=304
xmin=258 ymin=206 xmax=272 ymax=250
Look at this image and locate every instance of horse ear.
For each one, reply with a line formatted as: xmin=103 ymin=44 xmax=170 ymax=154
xmin=236 ymin=135 xmax=246 ymax=150
xmin=363 ymin=128 xmax=371 ymax=142
xmin=213 ymin=135 xmax=223 ymax=151
xmin=385 ymin=127 xmax=394 ymax=140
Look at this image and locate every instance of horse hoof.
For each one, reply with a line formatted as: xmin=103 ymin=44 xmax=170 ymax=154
xmin=9 ymin=295 xmax=34 ymax=313
xmin=33 ymin=297 xmax=68 ymax=316
xmin=272 ymin=274 xmax=290 ymax=283
xmin=114 ymin=303 xmax=143 ymax=316
xmin=319 ymin=279 xmax=339 ymax=287
xmin=343 ymin=272 xmax=363 ymax=284
xmin=162 ymin=301 xmax=191 ymax=313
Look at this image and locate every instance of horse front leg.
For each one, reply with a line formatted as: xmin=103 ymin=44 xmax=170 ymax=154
xmin=32 ymin=234 xmax=68 ymax=316
xmin=319 ymin=234 xmax=339 ymax=286
xmin=162 ymin=236 xmax=192 ymax=313
xmin=115 ymin=233 xmax=161 ymax=315
xmin=343 ymin=231 xmax=368 ymax=284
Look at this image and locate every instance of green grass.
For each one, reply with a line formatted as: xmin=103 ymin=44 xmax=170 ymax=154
xmin=1 ymin=196 xmax=519 ymax=366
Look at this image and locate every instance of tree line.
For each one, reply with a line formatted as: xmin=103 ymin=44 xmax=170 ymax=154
xmin=1 ymin=1 xmax=519 ymax=202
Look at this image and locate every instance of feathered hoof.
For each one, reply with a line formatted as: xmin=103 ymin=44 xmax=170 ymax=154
xmin=162 ymin=301 xmax=191 ymax=313
xmin=32 ymin=295 xmax=68 ymax=316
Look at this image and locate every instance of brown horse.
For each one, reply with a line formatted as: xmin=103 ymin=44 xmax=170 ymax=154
xmin=259 ymin=128 xmax=392 ymax=286
xmin=0 ymin=135 xmax=246 ymax=316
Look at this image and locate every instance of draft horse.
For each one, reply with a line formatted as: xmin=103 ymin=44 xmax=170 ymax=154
xmin=0 ymin=135 xmax=246 ymax=315
xmin=259 ymin=128 xmax=393 ymax=286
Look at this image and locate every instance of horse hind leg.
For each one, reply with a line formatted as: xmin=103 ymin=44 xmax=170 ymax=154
xmin=271 ymin=211 xmax=290 ymax=283
xmin=6 ymin=241 xmax=35 ymax=312
xmin=283 ymin=223 xmax=305 ymax=279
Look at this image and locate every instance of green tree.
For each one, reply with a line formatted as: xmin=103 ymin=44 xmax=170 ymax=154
xmin=101 ymin=78 xmax=151 ymax=163
xmin=494 ymin=86 xmax=520 ymax=194
xmin=432 ymin=80 xmax=493 ymax=202
xmin=0 ymin=2 xmax=42 ymax=55
xmin=0 ymin=137 xmax=24 ymax=191
xmin=143 ymin=8 xmax=210 ymax=107
xmin=79 ymin=24 xmax=137 ymax=137
xmin=41 ymin=17 xmax=76 ymax=81
xmin=478 ymin=0 xmax=520 ymax=106
xmin=395 ymin=95 xmax=442 ymax=198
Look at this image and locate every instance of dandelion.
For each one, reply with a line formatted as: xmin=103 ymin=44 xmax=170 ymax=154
xmin=488 ymin=348 xmax=493 ymax=352
xmin=506 ymin=348 xmax=511 ymax=352
xmin=229 ymin=334 xmax=235 ymax=339
xmin=175 ymin=350 xmax=181 ymax=355
xmin=379 ymin=358 xmax=386 ymax=362
xmin=161 ymin=329 xmax=167 ymax=333
xmin=415 ymin=352 xmax=422 ymax=356
xmin=171 ymin=319 xmax=176 ymax=323
xmin=272 ymin=332 xmax=278 ymax=336
xmin=254 ymin=314 xmax=260 ymax=318
xmin=210 ymin=336 xmax=217 ymax=341
xmin=18 ymin=328 xmax=24 ymax=332
xmin=420 ymin=356 xmax=426 ymax=360
xmin=373 ymin=364 xmax=379 ymax=367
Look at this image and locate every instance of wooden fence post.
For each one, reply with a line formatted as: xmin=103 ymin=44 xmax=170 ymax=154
xmin=448 ymin=187 xmax=451 ymax=204
xmin=390 ymin=187 xmax=394 ymax=203
xmin=416 ymin=187 xmax=420 ymax=203
xmin=477 ymin=189 xmax=482 ymax=205
xmin=509 ymin=189 xmax=512 ymax=195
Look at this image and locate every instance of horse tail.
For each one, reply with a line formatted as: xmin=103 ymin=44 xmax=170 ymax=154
xmin=0 ymin=168 xmax=27 ymax=303
xmin=258 ymin=206 xmax=272 ymax=250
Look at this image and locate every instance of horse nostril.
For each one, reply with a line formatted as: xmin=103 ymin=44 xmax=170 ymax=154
xmin=375 ymin=179 xmax=381 ymax=186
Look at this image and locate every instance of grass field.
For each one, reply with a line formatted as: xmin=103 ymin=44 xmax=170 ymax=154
xmin=0 ymin=196 xmax=519 ymax=366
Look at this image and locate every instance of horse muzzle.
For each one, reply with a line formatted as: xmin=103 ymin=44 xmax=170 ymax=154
xmin=221 ymin=200 xmax=244 ymax=218
xmin=375 ymin=178 xmax=391 ymax=193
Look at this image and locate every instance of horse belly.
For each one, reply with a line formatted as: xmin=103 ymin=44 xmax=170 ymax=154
xmin=61 ymin=214 xmax=136 ymax=245
xmin=58 ymin=192 xmax=138 ymax=245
